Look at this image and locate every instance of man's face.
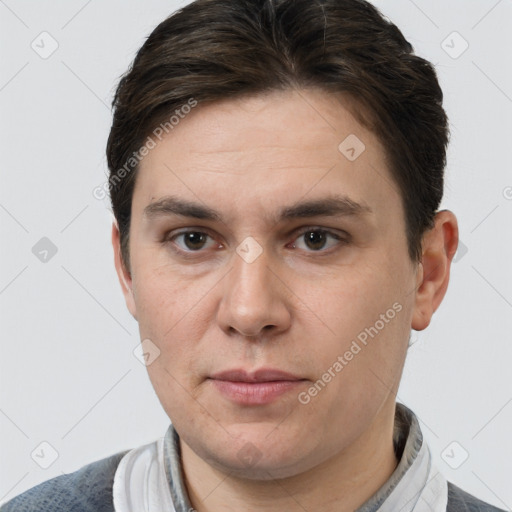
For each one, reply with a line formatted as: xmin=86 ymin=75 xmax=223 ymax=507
xmin=115 ymin=88 xmax=421 ymax=479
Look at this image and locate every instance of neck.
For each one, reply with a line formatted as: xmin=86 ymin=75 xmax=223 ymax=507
xmin=179 ymin=403 xmax=400 ymax=512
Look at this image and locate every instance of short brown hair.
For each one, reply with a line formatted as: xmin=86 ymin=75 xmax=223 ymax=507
xmin=107 ymin=0 xmax=449 ymax=273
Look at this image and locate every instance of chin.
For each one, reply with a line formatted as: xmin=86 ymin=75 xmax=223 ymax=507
xmin=208 ymin=448 xmax=314 ymax=481
xmin=190 ymin=424 xmax=325 ymax=481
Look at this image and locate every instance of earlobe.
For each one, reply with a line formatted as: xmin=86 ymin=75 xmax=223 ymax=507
xmin=411 ymin=210 xmax=459 ymax=331
xmin=111 ymin=219 xmax=138 ymax=320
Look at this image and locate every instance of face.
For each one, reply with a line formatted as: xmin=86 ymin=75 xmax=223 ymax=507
xmin=114 ymin=88 xmax=422 ymax=480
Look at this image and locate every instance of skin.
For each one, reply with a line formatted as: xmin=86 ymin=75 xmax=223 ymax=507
xmin=112 ymin=88 xmax=458 ymax=512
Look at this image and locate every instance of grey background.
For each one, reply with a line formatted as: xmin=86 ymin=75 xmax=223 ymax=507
xmin=1 ymin=0 xmax=511 ymax=508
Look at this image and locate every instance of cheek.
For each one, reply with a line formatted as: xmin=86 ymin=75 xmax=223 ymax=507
xmin=133 ymin=262 xmax=200 ymax=329
xmin=300 ymin=310 xmax=410 ymax=433
xmin=308 ymin=264 xmax=397 ymax=332
xmin=300 ymin=259 xmax=412 ymax=388
xmin=131 ymin=270 xmax=207 ymax=374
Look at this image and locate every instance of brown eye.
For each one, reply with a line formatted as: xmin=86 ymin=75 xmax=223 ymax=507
xmin=166 ymin=230 xmax=217 ymax=254
xmin=181 ymin=232 xmax=209 ymax=250
xmin=303 ymin=230 xmax=328 ymax=250
xmin=292 ymin=229 xmax=344 ymax=252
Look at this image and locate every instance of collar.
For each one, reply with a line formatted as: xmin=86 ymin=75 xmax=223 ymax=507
xmin=356 ymin=402 xmax=447 ymax=511
xmin=113 ymin=403 xmax=448 ymax=512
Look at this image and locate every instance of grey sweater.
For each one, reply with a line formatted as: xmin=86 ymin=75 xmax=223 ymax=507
xmin=1 ymin=404 xmax=506 ymax=511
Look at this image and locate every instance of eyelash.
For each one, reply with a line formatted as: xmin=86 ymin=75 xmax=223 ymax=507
xmin=162 ymin=227 xmax=349 ymax=259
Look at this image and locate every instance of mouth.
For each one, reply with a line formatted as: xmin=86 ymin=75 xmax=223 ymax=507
xmin=208 ymin=368 xmax=308 ymax=405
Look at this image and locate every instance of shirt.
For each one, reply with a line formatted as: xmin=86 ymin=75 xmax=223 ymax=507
xmin=1 ymin=403 xmax=506 ymax=511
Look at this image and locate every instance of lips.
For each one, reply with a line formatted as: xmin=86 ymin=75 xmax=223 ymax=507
xmin=208 ymin=368 xmax=307 ymax=405
xmin=210 ymin=368 xmax=303 ymax=383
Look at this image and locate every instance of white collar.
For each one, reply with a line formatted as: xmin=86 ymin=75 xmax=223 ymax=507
xmin=113 ymin=403 xmax=448 ymax=512
xmin=113 ymin=436 xmax=176 ymax=512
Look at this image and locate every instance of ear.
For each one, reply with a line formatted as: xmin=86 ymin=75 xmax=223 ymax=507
xmin=411 ymin=210 xmax=459 ymax=331
xmin=111 ymin=218 xmax=138 ymax=320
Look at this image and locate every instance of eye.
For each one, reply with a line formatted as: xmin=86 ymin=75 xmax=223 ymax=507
xmin=166 ymin=230 xmax=219 ymax=253
xmin=290 ymin=228 xmax=347 ymax=252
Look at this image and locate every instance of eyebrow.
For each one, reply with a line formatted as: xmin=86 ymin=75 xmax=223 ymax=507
xmin=142 ymin=194 xmax=372 ymax=224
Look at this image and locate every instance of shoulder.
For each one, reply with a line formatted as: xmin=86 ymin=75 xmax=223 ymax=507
xmin=0 ymin=450 xmax=129 ymax=512
xmin=447 ymin=481 xmax=507 ymax=512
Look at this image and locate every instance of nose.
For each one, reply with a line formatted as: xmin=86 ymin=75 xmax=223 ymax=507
xmin=216 ymin=245 xmax=292 ymax=339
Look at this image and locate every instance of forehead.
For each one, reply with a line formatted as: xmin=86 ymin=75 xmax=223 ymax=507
xmin=133 ymin=88 xmax=401 ymax=224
